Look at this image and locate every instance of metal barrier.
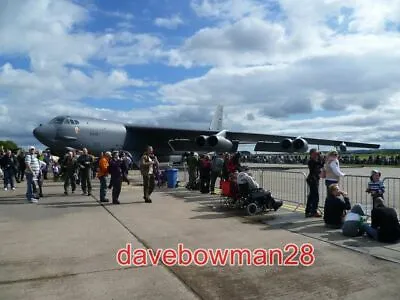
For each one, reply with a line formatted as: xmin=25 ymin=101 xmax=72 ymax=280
xmin=243 ymin=170 xmax=307 ymax=211
xmin=317 ymin=175 xmax=372 ymax=214
xmin=383 ymin=177 xmax=400 ymax=211
xmin=252 ymin=170 xmax=400 ymax=216
xmin=131 ymin=165 xmax=400 ymax=216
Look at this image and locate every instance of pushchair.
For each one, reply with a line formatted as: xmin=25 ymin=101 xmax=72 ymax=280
xmin=156 ymin=169 xmax=167 ymax=187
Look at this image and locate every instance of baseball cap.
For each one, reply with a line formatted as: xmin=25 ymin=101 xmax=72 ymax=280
xmin=309 ymin=148 xmax=318 ymax=154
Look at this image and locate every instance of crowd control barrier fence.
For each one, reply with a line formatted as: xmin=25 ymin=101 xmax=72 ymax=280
xmin=131 ymin=165 xmax=400 ymax=216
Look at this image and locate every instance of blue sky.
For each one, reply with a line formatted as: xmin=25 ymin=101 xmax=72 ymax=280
xmin=1 ymin=0 xmax=400 ymax=149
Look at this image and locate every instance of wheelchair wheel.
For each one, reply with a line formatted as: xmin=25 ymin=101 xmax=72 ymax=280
xmin=246 ymin=203 xmax=258 ymax=216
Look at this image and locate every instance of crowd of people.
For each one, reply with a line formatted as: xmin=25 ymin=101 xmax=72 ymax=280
xmin=0 ymin=145 xmax=158 ymax=205
xmin=2 ymin=144 xmax=400 ymax=243
xmin=185 ymin=151 xmax=283 ymax=211
xmin=305 ymin=148 xmax=400 ymax=244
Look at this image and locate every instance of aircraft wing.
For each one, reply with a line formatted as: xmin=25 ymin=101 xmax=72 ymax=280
xmin=124 ymin=125 xmax=379 ymax=153
xmin=225 ymin=131 xmax=380 ymax=149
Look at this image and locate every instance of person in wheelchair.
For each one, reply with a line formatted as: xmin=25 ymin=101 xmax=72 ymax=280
xmin=236 ymin=171 xmax=283 ymax=211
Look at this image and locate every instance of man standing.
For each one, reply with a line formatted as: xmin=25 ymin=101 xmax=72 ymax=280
xmin=140 ymin=146 xmax=158 ymax=203
xmin=108 ymin=152 xmax=123 ymax=204
xmin=24 ymin=146 xmax=40 ymax=203
xmin=62 ymin=151 xmax=77 ymax=195
xmin=1 ymin=150 xmax=16 ymax=191
xmin=77 ymin=148 xmax=93 ymax=196
xmin=186 ymin=152 xmax=198 ymax=189
xmin=306 ymin=149 xmax=324 ymax=218
xmin=97 ymin=151 xmax=111 ymax=203
xmin=210 ymin=153 xmax=224 ymax=194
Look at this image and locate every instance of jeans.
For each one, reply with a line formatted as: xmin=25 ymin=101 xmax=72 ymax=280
xmin=25 ymin=173 xmax=37 ymax=200
xmin=325 ymin=179 xmax=338 ymax=194
xmin=362 ymin=224 xmax=378 ymax=240
xmin=99 ymin=176 xmax=108 ymax=201
xmin=306 ymin=179 xmax=319 ymax=215
xmin=112 ymin=177 xmax=122 ymax=203
xmin=210 ymin=171 xmax=221 ymax=193
xmin=3 ymin=168 xmax=14 ymax=189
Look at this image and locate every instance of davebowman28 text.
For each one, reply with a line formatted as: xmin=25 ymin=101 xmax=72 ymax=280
xmin=116 ymin=243 xmax=315 ymax=267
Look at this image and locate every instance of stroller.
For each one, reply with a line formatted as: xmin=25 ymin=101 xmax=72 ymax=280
xmin=156 ymin=169 xmax=168 ymax=187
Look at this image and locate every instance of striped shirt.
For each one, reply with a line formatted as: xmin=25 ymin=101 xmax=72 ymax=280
xmin=25 ymin=154 xmax=40 ymax=175
xmin=368 ymin=180 xmax=385 ymax=194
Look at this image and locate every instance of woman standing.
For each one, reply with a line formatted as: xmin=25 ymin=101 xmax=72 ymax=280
xmin=323 ymin=151 xmax=345 ymax=193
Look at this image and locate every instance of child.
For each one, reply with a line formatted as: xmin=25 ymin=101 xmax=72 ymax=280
xmin=342 ymin=204 xmax=367 ymax=237
xmin=366 ymin=170 xmax=385 ymax=206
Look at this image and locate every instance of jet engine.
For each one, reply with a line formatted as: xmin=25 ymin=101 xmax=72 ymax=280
xmin=195 ymin=135 xmax=208 ymax=147
xmin=292 ymin=138 xmax=309 ymax=152
xmin=207 ymin=135 xmax=233 ymax=151
xmin=339 ymin=142 xmax=347 ymax=152
xmin=280 ymin=138 xmax=293 ymax=150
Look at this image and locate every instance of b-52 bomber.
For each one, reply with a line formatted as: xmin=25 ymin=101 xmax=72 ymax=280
xmin=33 ymin=105 xmax=380 ymax=165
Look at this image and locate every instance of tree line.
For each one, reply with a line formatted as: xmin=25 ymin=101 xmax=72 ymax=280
xmin=0 ymin=140 xmax=19 ymax=151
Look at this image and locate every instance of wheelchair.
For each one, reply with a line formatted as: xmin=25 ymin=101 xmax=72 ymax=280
xmin=237 ymin=182 xmax=282 ymax=216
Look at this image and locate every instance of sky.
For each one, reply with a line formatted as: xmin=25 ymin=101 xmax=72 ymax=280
xmin=1 ymin=0 xmax=400 ymax=151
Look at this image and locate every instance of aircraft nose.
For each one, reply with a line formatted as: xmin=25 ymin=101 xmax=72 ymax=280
xmin=33 ymin=124 xmax=55 ymax=143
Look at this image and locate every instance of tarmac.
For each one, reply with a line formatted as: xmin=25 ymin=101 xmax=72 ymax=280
xmin=1 ymin=169 xmax=400 ymax=299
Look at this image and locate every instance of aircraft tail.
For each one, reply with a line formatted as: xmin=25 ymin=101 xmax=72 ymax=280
xmin=209 ymin=105 xmax=223 ymax=131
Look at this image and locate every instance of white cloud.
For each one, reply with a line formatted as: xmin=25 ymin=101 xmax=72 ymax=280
xmin=161 ymin=0 xmax=400 ymax=148
xmin=190 ymin=0 xmax=268 ymax=21
xmin=154 ymin=15 xmax=183 ymax=29
xmin=1 ymin=0 xmax=400 ymax=150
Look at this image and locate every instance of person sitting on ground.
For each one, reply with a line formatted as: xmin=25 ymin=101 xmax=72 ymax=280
xmin=236 ymin=171 xmax=283 ymax=211
xmin=342 ymin=204 xmax=367 ymax=237
xmin=366 ymin=170 xmax=385 ymax=206
xmin=323 ymin=184 xmax=351 ymax=228
xmin=362 ymin=197 xmax=400 ymax=243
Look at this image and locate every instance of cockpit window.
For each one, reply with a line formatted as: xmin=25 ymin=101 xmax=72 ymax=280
xmin=49 ymin=117 xmax=65 ymax=124
xmin=63 ymin=118 xmax=75 ymax=125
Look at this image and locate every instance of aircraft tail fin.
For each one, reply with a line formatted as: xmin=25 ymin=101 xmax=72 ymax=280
xmin=209 ymin=105 xmax=223 ymax=131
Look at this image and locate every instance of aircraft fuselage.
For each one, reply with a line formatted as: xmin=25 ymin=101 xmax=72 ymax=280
xmin=32 ymin=116 xmax=221 ymax=163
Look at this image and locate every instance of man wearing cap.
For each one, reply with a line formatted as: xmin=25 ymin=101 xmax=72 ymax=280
xmin=25 ymin=146 xmax=40 ymax=203
xmin=306 ymin=149 xmax=324 ymax=218
xmin=97 ymin=151 xmax=111 ymax=202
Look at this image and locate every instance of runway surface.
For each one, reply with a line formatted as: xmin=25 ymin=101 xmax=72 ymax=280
xmin=1 ymin=174 xmax=400 ymax=299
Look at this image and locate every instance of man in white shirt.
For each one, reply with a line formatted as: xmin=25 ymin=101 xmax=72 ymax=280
xmin=25 ymin=146 xmax=40 ymax=203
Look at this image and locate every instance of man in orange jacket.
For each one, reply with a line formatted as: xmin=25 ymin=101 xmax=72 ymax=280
xmin=97 ymin=151 xmax=111 ymax=202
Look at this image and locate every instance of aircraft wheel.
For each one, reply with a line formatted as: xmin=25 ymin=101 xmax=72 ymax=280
xmin=246 ymin=203 xmax=258 ymax=216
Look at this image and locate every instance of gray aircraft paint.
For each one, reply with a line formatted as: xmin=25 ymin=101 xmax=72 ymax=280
xmin=33 ymin=105 xmax=380 ymax=167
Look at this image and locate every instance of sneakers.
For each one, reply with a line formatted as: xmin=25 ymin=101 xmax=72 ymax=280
xmin=30 ymin=198 xmax=38 ymax=203
xmin=4 ymin=187 xmax=7 ymax=191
